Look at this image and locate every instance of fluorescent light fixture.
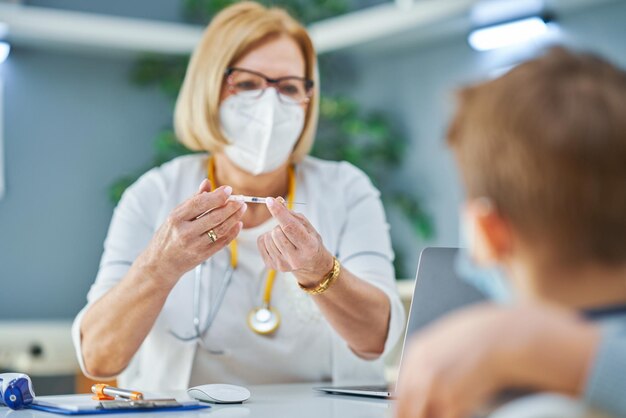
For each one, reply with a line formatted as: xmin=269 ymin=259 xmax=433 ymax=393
xmin=468 ymin=16 xmax=549 ymax=52
xmin=0 ymin=42 xmax=9 ymax=63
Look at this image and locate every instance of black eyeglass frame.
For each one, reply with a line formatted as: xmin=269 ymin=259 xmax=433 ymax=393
xmin=224 ymin=67 xmax=315 ymax=104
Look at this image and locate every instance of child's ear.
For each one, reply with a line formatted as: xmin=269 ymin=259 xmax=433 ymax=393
xmin=464 ymin=199 xmax=513 ymax=266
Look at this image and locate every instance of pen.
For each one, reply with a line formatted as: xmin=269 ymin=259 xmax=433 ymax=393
xmin=92 ymin=383 xmax=144 ymax=401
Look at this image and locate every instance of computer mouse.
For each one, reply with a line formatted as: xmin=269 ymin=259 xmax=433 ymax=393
xmin=187 ymin=383 xmax=251 ymax=404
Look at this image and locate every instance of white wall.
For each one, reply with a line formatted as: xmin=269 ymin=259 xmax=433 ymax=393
xmin=1 ymin=0 xmax=626 ymax=317
xmin=0 ymin=48 xmax=172 ymax=319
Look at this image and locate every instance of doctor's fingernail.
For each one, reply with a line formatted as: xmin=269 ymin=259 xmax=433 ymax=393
xmin=241 ymin=203 xmax=248 ymax=213
xmin=266 ymin=197 xmax=275 ymax=207
xmin=276 ymin=196 xmax=286 ymax=206
xmin=223 ymin=186 xmax=233 ymax=196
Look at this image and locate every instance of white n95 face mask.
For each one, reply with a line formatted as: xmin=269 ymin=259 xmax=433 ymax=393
xmin=220 ymin=88 xmax=305 ymax=175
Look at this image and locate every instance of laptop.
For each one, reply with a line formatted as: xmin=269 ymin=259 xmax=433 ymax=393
xmin=315 ymin=247 xmax=487 ymax=398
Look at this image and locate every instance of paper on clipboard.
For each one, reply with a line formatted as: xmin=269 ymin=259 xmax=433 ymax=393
xmin=30 ymin=394 xmax=208 ymax=415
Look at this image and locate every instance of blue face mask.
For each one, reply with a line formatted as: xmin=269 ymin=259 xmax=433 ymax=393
xmin=456 ymin=215 xmax=514 ymax=303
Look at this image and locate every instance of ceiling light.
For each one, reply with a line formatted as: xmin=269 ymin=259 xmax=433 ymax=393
xmin=0 ymin=42 xmax=10 ymax=64
xmin=468 ymin=16 xmax=550 ymax=52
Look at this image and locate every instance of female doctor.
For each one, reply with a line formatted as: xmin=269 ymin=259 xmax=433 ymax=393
xmin=72 ymin=1 xmax=404 ymax=390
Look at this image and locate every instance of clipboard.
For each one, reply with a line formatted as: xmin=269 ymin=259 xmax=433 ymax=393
xmin=28 ymin=394 xmax=210 ymax=415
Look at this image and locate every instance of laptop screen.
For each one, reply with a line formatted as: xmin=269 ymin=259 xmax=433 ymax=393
xmin=398 ymin=247 xmax=487 ymax=374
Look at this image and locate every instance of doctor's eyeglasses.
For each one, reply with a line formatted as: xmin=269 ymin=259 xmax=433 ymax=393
xmin=224 ymin=67 xmax=314 ymax=105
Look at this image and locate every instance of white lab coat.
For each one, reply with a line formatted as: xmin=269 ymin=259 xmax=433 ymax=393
xmin=72 ymin=154 xmax=405 ymax=391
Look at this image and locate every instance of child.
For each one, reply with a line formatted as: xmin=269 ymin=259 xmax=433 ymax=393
xmin=396 ymin=47 xmax=626 ymax=418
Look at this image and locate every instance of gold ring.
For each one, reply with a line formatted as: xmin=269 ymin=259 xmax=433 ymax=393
xmin=207 ymin=229 xmax=218 ymax=243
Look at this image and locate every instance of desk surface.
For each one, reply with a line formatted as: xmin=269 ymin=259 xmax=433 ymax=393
xmin=1 ymin=383 xmax=392 ymax=418
xmin=1 ymin=383 xmax=607 ymax=418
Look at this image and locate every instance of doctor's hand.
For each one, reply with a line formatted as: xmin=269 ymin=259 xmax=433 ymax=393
xmin=258 ymin=197 xmax=334 ymax=286
xmin=394 ymin=304 xmax=599 ymax=418
xmin=139 ymin=180 xmax=245 ymax=287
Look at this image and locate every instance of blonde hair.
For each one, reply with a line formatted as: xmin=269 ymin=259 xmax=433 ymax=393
xmin=174 ymin=1 xmax=319 ymax=163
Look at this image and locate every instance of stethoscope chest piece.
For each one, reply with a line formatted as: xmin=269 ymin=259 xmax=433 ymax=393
xmin=247 ymin=306 xmax=280 ymax=335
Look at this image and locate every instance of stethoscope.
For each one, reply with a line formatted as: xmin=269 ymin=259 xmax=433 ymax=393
xmin=169 ymin=156 xmax=295 ymax=343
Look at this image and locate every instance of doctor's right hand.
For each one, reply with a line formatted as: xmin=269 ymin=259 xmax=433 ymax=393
xmin=138 ymin=180 xmax=246 ymax=287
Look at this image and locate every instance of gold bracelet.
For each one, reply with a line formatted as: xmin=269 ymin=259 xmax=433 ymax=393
xmin=298 ymin=257 xmax=341 ymax=296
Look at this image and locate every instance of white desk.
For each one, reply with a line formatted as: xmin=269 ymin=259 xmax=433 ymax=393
xmin=1 ymin=383 xmax=392 ymax=418
xmin=1 ymin=384 xmax=608 ymax=418
xmin=193 ymin=383 xmax=393 ymax=418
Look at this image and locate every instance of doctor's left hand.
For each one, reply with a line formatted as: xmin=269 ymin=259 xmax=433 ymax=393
xmin=258 ymin=197 xmax=334 ymax=286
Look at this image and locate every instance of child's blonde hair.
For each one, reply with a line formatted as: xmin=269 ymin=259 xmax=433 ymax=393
xmin=448 ymin=47 xmax=626 ymax=265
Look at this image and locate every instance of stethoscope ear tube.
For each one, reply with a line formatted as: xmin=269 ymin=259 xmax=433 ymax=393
xmin=168 ymin=261 xmax=235 ymax=342
xmin=206 ymin=156 xmax=295 ymax=336
xmin=169 ymin=156 xmax=295 ymax=343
